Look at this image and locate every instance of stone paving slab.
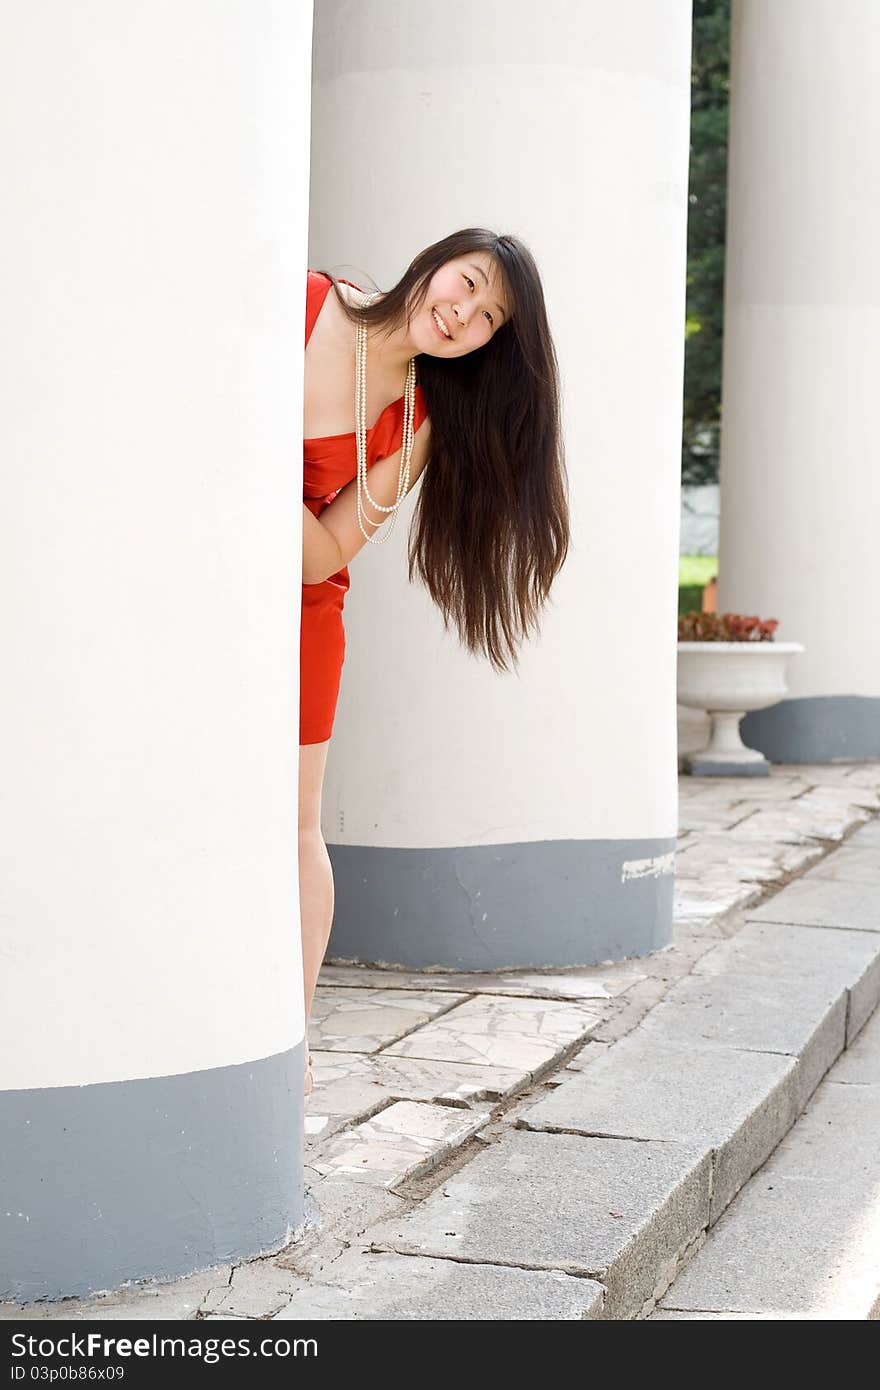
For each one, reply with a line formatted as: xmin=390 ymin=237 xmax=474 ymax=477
xmin=518 ymin=1033 xmax=799 ymax=1221
xmin=679 ymin=793 xmax=794 ymax=814
xmin=308 ymin=1100 xmax=491 ymax=1188
xmin=672 ymin=881 xmax=763 ymax=922
xmin=319 ymin=962 xmax=645 ymax=1001
xmin=796 ymin=783 xmax=880 ymax=811
xmin=675 ymin=834 xmax=824 ymax=884
xmin=200 ymin=1261 xmax=311 ymax=1319
xmin=655 ymin=1015 xmax=880 ymax=1319
xmin=670 ymin=918 xmax=732 ymax=948
xmin=304 ymin=1050 xmax=528 ymax=1139
xmin=747 ymin=877 xmax=880 ymax=933
xmin=689 ymin=920 xmax=880 ymax=1046
xmin=273 ymin=1171 xmax=406 ymax=1282
xmin=690 ymin=919 xmax=879 ymax=981
xmin=562 ymin=1039 xmax=611 ymax=1072
xmin=367 ymin=1128 xmax=712 ymax=1320
xmin=724 ymin=804 xmax=871 ymax=844
xmin=847 ymin=815 xmax=880 ymax=841
xmin=272 ymin=1249 xmax=604 ymax=1320
xmin=771 ymin=764 xmax=880 ymax=784
xmin=309 ymin=986 xmax=467 ymax=1052
xmin=809 ymin=844 xmax=880 ymax=885
xmin=682 ymin=779 xmax=812 ymax=803
xmin=380 ymin=994 xmax=603 ymax=1072
xmin=0 ymin=1266 xmax=231 ymax=1321
xmin=677 ymin=805 xmax=768 ymax=834
xmin=632 ymin=969 xmax=847 ymax=1113
xmin=843 ymin=766 xmax=880 ymax=789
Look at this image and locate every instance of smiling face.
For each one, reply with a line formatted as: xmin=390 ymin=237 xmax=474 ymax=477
xmin=413 ymin=251 xmax=511 ymax=356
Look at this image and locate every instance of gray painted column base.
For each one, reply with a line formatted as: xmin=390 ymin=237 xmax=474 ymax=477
xmin=683 ymin=754 xmax=770 ymax=777
xmin=0 ymin=1044 xmax=305 ymax=1303
xmin=741 ymin=695 xmax=880 ymax=763
xmin=327 ymin=836 xmax=675 ymax=970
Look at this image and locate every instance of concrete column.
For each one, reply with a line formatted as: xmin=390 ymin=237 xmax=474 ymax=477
xmin=308 ymin=0 xmax=692 ymax=968
xmin=719 ymin=0 xmax=880 ymax=761
xmin=0 ymin=2 xmax=312 ymax=1300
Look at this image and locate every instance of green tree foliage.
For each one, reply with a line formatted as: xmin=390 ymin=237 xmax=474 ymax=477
xmin=683 ymin=0 xmax=731 ymax=485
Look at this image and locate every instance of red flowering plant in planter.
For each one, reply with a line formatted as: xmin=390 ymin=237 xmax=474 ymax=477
xmin=677 ymin=610 xmax=802 ymax=776
xmin=678 ymin=611 xmax=779 ymax=642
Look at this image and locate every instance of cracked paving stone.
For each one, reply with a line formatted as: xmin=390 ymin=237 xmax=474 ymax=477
xmin=199 ymin=1261 xmax=311 ymax=1319
xmin=675 ymin=834 xmax=824 ymax=882
xmin=0 ymin=1267 xmax=232 ymax=1321
xmin=678 ymin=807 xmax=763 ymax=833
xmin=304 ymin=1050 xmax=528 ymax=1130
xmin=673 ymin=882 xmax=762 ymax=920
xmin=309 ymin=1100 xmax=491 ymax=1188
xmin=729 ymin=805 xmax=870 ymax=844
xmin=379 ymin=994 xmax=603 ymax=1072
xmin=776 ymin=764 xmax=871 ymax=782
xmin=272 ymin=1249 xmax=604 ymax=1320
xmin=308 ymin=986 xmax=467 ymax=1053
xmin=696 ymin=782 xmax=811 ymax=803
xmin=848 ymin=819 xmax=880 ymax=845
xmin=795 ymin=784 xmax=880 ymax=811
xmin=845 ymin=767 xmax=880 ymax=790
xmin=671 ymin=916 xmax=731 ymax=946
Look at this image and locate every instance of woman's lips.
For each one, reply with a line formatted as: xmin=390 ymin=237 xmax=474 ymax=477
xmin=431 ymin=307 xmax=453 ymax=341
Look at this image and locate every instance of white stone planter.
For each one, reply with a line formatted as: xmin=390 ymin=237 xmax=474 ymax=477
xmin=677 ymin=641 xmax=805 ymax=775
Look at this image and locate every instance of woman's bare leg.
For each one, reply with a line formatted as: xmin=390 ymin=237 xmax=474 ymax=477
xmin=299 ymin=738 xmax=334 ymax=1095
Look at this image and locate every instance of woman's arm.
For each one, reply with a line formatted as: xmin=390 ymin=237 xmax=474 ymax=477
xmin=301 ymin=418 xmax=431 ymax=585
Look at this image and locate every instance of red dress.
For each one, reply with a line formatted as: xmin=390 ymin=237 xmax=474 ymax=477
xmin=301 ymin=270 xmax=429 ymax=744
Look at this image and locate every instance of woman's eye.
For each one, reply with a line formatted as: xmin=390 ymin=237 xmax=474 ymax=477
xmin=462 ymin=273 xmax=492 ymax=326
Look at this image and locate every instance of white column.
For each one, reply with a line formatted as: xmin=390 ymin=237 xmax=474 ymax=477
xmin=308 ymin=0 xmax=691 ymax=968
xmin=0 ymin=1 xmax=312 ymax=1300
xmin=719 ymin=0 xmax=880 ymax=761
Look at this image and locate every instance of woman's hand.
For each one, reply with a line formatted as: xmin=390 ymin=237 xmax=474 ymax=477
xmin=301 ymin=418 xmax=431 ymax=584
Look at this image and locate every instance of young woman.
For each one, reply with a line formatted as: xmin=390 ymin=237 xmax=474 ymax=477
xmin=300 ymin=227 xmax=570 ymax=1098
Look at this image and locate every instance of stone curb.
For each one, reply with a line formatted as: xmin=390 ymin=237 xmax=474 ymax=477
xmin=359 ymin=818 xmax=880 ymax=1319
xmin=653 ymin=1007 xmax=880 ymax=1319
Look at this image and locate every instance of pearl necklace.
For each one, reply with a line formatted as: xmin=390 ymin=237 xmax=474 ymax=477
xmin=355 ymin=292 xmax=417 ymax=544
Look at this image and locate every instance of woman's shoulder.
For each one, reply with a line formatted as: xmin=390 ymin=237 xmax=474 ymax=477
xmin=307 ymin=271 xmax=373 ymax=336
xmin=307 ymin=269 xmax=367 ymax=301
xmin=306 ymin=267 xmax=332 ymax=302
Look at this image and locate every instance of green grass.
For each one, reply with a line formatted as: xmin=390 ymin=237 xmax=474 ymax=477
xmin=678 ymin=555 xmax=718 ymax=616
xmin=679 ymin=554 xmax=718 ymax=586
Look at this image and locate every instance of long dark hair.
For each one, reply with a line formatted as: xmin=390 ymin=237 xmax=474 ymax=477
xmin=320 ymin=228 xmax=570 ymax=674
